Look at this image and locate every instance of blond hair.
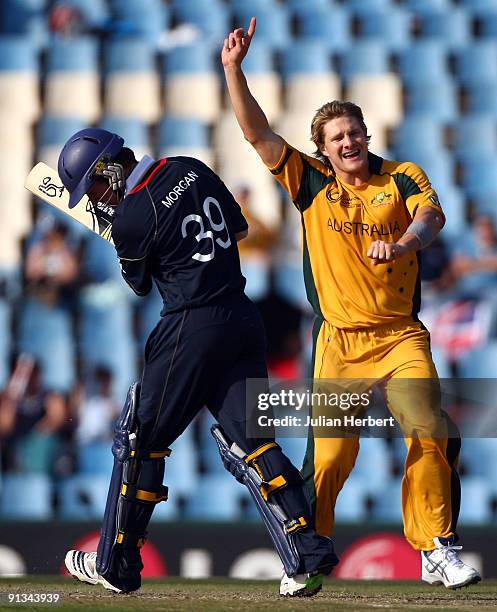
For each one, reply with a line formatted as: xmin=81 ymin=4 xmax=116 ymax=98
xmin=311 ymin=101 xmax=370 ymax=166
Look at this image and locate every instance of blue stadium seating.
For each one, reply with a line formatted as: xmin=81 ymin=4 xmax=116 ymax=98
xmin=287 ymin=0 xmax=334 ymax=7
xmin=81 ymin=233 xmax=122 ymax=284
xmin=458 ymin=477 xmax=493 ymax=524
xmin=278 ymin=437 xmax=307 ymax=469
xmin=416 ymin=8 xmax=471 ymax=50
xmin=107 ymin=0 xmax=170 ymax=43
xmin=199 ymin=410 xmax=226 ymax=475
xmin=46 ymin=36 xmax=98 ymax=72
xmin=0 ymin=35 xmax=38 ymax=71
xmin=370 ymin=477 xmax=403 ymax=521
xmin=280 ymin=41 xmax=331 ymax=77
xmin=466 ymin=82 xmax=497 ymax=116
xmin=404 ymin=78 xmax=458 ymax=123
xmin=453 ymin=42 xmax=497 ymax=87
xmin=166 ymin=427 xmax=199 ymax=498
xmin=466 ymin=190 xmax=497 ymax=221
xmin=430 ymin=347 xmax=452 ymax=378
xmin=18 ymin=298 xmax=75 ymax=392
xmin=162 ymin=41 xmax=220 ymax=124
xmin=1 ymin=0 xmax=47 ymax=49
xmin=457 ymin=341 xmax=497 ymax=378
xmin=99 ymin=117 xmax=149 ymax=154
xmin=388 ymin=437 xmax=407 ymax=469
xmin=294 ymin=5 xmax=352 ymax=52
xmin=453 ymin=115 xmax=497 ymax=156
xmin=172 ymin=0 xmax=230 ymax=41
xmin=185 ymin=474 xmax=245 ymax=520
xmin=78 ymin=282 xmax=137 ymax=399
xmin=353 ymin=438 xmax=391 ymax=494
xmin=461 ymin=439 xmax=497 ymax=481
xmin=393 ymin=150 xmax=455 ymax=194
xmin=396 ymin=41 xmax=449 ymax=85
xmin=393 ymin=117 xmax=446 ymax=156
xmin=37 ymin=115 xmax=85 ymax=148
xmin=76 ymin=440 xmax=114 ymax=476
xmin=241 ymin=258 xmax=271 ymax=302
xmin=231 ymin=0 xmax=278 ymax=11
xmin=233 ymin=5 xmax=291 ymax=50
xmin=344 ymin=0 xmax=393 ymax=10
xmin=150 ymin=485 xmax=182 ymax=521
xmin=435 ymin=186 xmax=466 ymax=241
xmin=357 ymin=8 xmax=413 ymax=51
xmin=459 ymin=154 xmax=497 ymax=195
xmin=239 ymin=41 xmax=276 ymax=74
xmin=58 ymin=474 xmax=109 ymax=519
xmin=457 ymin=0 xmax=497 ymax=10
xmin=274 ymin=261 xmax=310 ymax=312
xmin=157 ymin=116 xmax=210 ymax=150
xmin=334 ymin=475 xmax=369 ymax=522
xmin=104 ymin=37 xmax=156 ymax=73
xmin=476 ymin=9 xmax=497 ymax=38
xmin=339 ymin=41 xmax=390 ymax=80
xmin=162 ymin=43 xmax=215 ymax=75
xmin=404 ymin=0 xmax=450 ymax=8
xmin=0 ymin=473 xmax=52 ymax=519
xmin=63 ymin=0 xmax=109 ymax=29
xmin=103 ymin=37 xmax=160 ymax=122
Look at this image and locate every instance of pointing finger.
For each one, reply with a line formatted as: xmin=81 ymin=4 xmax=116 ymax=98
xmin=247 ymin=17 xmax=256 ymax=38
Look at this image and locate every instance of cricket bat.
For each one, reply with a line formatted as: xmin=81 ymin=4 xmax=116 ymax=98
xmin=24 ymin=162 xmax=115 ymax=243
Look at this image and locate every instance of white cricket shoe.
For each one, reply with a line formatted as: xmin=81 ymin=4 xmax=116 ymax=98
xmin=65 ymin=550 xmax=122 ymax=593
xmin=421 ymin=538 xmax=481 ymax=589
xmin=279 ymin=571 xmax=323 ymax=597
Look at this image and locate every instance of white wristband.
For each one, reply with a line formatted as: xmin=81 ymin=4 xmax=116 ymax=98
xmin=404 ymin=220 xmax=435 ymax=250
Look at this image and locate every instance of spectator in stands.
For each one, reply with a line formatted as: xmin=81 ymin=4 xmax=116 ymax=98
xmin=451 ymin=214 xmax=497 ymax=299
xmin=73 ymin=366 xmax=119 ymax=445
xmin=24 ymin=219 xmax=79 ymax=308
xmin=234 ymin=183 xmax=275 ymax=302
xmin=0 ymin=356 xmax=66 ymax=473
xmin=49 ymin=3 xmax=85 ymax=38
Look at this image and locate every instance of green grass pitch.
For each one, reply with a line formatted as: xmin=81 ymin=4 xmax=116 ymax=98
xmin=0 ymin=578 xmax=496 ymax=611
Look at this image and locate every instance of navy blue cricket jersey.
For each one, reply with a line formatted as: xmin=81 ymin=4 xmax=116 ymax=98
xmin=111 ymin=157 xmax=248 ymax=313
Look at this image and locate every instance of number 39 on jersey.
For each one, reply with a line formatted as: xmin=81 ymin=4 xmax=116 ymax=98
xmin=181 ymin=196 xmax=232 ymax=262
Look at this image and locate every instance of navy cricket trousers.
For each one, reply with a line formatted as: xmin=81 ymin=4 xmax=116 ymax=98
xmin=137 ymin=292 xmax=268 ymax=453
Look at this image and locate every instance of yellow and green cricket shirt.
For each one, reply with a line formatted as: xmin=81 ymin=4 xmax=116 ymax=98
xmin=267 ymin=143 xmax=444 ymax=329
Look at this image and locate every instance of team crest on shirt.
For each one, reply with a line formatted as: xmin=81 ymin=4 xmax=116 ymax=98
xmin=371 ymin=191 xmax=393 ymax=207
xmin=326 ymin=187 xmax=362 ymax=208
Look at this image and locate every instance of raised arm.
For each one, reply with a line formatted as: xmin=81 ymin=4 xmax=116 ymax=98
xmin=222 ymin=17 xmax=285 ymax=167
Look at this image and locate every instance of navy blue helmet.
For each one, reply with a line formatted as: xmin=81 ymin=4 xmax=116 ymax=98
xmin=58 ymin=128 xmax=124 ymax=208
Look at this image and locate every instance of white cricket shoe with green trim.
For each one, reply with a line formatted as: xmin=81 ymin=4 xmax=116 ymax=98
xmin=279 ymin=571 xmax=323 ymax=597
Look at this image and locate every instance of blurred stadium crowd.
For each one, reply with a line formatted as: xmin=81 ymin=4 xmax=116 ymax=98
xmin=1 ymin=0 xmax=497 ymax=525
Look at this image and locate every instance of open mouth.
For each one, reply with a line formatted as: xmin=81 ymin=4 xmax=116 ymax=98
xmin=342 ymin=149 xmax=361 ymax=161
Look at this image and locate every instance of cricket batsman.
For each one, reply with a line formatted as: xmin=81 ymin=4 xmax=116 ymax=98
xmin=56 ymin=128 xmax=338 ymax=596
xmin=222 ymin=17 xmax=481 ymax=591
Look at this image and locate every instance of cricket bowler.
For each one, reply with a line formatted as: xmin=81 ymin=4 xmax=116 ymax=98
xmin=222 ymin=17 xmax=481 ymax=591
